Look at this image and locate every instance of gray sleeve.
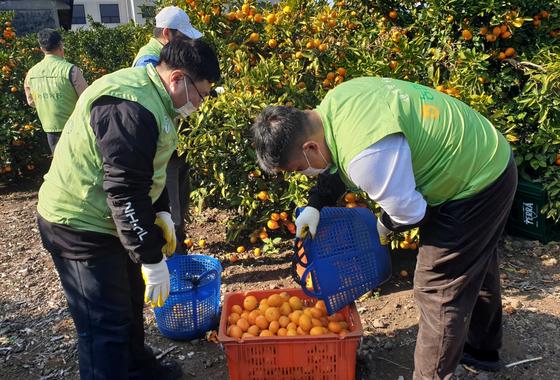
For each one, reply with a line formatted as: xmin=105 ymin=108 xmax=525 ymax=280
xmin=70 ymin=66 xmax=88 ymax=96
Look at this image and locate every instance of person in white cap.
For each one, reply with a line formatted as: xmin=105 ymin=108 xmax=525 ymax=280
xmin=132 ymin=6 xmax=205 ymax=255
xmin=132 ymin=6 xmax=202 ymax=67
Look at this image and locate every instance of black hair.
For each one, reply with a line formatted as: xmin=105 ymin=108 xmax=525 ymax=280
xmin=37 ymin=28 xmax=62 ymax=52
xmin=153 ymin=27 xmax=182 ymax=39
xmin=252 ymin=106 xmax=311 ymax=173
xmin=159 ymin=36 xmax=220 ymax=84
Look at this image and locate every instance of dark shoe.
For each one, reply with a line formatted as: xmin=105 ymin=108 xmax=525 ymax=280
xmin=460 ymin=343 xmax=503 ymax=372
xmin=150 ymin=359 xmax=184 ymax=380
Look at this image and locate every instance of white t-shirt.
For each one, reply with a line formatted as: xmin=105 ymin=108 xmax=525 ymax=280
xmin=347 ymin=133 xmax=427 ymax=225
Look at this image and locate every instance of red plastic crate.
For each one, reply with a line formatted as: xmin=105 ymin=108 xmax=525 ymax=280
xmin=218 ymin=288 xmax=363 ymax=380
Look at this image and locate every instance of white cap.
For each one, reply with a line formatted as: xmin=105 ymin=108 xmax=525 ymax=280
xmin=155 ymin=6 xmax=202 ymax=40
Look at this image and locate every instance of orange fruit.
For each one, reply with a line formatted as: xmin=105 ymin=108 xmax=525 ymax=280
xmin=280 ymin=212 xmax=289 ymax=221
xmin=236 ymin=245 xmax=246 ymax=253
xmin=198 ymin=239 xmax=206 ymax=248
xmin=400 ymin=240 xmax=410 ymax=249
xmin=309 ymin=307 xmax=323 ymax=319
xmin=501 ymin=31 xmax=512 ymax=39
xmin=498 ymin=52 xmax=506 ymax=61
xmin=268 ymin=320 xmax=280 ymax=334
xmin=270 ymin=212 xmax=280 ymax=221
xmin=279 ymin=302 xmax=292 ymax=316
xmin=258 ymin=299 xmax=269 ymax=313
xmin=295 ymin=51 xmax=304 ymax=59
xmin=257 ymin=191 xmax=269 ymax=201
xmin=267 ymin=38 xmax=277 ymax=48
xmin=409 ymin=242 xmax=418 ymax=250
xmin=344 ymin=192 xmax=356 ymax=203
xmin=500 ymin=24 xmax=508 ymax=34
xmin=328 ymin=321 xmax=343 ymax=333
xmin=400 ymin=270 xmax=409 ymax=277
xmin=289 ymin=310 xmax=303 ymax=324
xmin=10 ymin=86 xmax=17 ymax=93
xmin=243 ymin=295 xmax=258 ymax=311
xmin=486 ymin=34 xmax=497 ymax=42
xmin=228 ymin=312 xmax=240 ymax=325
xmin=318 ymin=43 xmax=328 ymax=52
xmin=260 ymin=330 xmax=273 ymax=337
xmin=287 ymin=321 xmax=298 ymax=331
xmin=504 ymin=47 xmax=516 ymax=57
xmin=388 ymin=10 xmax=397 ymax=19
xmin=267 ymin=220 xmax=280 ymax=230
xmin=492 ymin=26 xmax=501 ymax=36
xmin=259 ymin=231 xmax=268 ymax=240
xmin=236 ymin=317 xmax=250 ymax=332
xmin=231 ymin=304 xmax=243 ymax=314
xmin=279 ymin=291 xmax=290 ymax=301
xmin=248 ymin=309 xmax=261 ymax=324
xmin=229 ymin=254 xmax=239 ymax=263
xmin=253 ymin=248 xmax=262 ymax=257
xmin=461 ymin=29 xmax=472 ymax=40
xmin=326 ymin=72 xmax=336 ymax=81
xmin=289 ymin=296 xmax=303 ymax=310
xmin=346 ymin=202 xmax=357 ymax=208
xmin=286 ymin=329 xmax=298 ymax=336
xmin=311 ymin=318 xmax=323 ymax=327
xmin=389 ymin=60 xmax=398 ymax=70
xmin=278 ymin=315 xmax=290 ymax=327
xmin=265 ymin=307 xmax=281 ymax=322
xmin=296 ymin=326 xmax=307 ymax=335
xmin=184 ymin=238 xmax=193 ymax=248
xmin=249 ymin=32 xmax=259 ymax=43
xmin=267 ymin=294 xmax=283 ymax=307
xmin=247 ymin=325 xmax=260 ymax=336
xmin=299 ymin=315 xmax=313 ymax=332
xmin=310 ymin=326 xmax=324 ymax=336
xmin=479 ymin=26 xmax=488 ymax=35
xmin=255 ymin=315 xmax=269 ymax=330
xmin=277 ymin=327 xmax=288 ymax=336
xmin=229 ymin=325 xmax=243 ymax=339
xmin=253 ymin=13 xmax=264 ymax=23
xmin=336 ymin=67 xmax=347 ymax=77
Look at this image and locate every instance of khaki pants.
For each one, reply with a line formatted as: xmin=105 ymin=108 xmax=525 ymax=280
xmin=413 ymin=157 xmax=517 ymax=379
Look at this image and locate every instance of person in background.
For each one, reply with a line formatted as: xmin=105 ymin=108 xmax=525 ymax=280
xmin=24 ymin=28 xmax=87 ymax=152
xmin=252 ymin=77 xmax=517 ymax=379
xmin=133 ymin=6 xmax=203 ymax=254
xmin=37 ymin=37 xmax=220 ymax=380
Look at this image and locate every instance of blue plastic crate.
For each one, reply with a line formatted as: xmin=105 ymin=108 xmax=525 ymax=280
xmin=293 ymin=207 xmax=391 ymax=315
xmin=154 ymin=254 xmax=222 ymax=340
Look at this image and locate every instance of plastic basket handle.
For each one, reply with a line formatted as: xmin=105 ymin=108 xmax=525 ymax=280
xmin=290 ymin=237 xmax=309 ymax=283
xmin=300 ymin=263 xmax=322 ymax=298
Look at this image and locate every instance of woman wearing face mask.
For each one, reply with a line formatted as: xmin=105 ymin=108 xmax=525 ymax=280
xmin=251 ymin=76 xmax=517 ymax=380
xmin=36 ymin=37 xmax=220 ymax=380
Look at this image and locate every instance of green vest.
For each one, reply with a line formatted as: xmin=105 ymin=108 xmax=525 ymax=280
xmin=26 ymin=55 xmax=78 ymax=132
xmin=132 ymin=37 xmax=163 ymax=67
xmin=316 ymin=77 xmax=511 ymax=205
xmin=37 ymin=64 xmax=178 ymax=235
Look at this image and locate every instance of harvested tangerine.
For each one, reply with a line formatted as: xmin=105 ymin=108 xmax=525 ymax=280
xmin=229 ymin=325 xmax=243 ymax=339
xmin=236 ymin=318 xmax=250 ymax=332
xmin=243 ymin=295 xmax=258 ymax=311
xmin=267 ymin=294 xmax=283 ymax=307
xmin=289 ymin=296 xmax=303 ymax=310
xmin=265 ymin=307 xmax=281 ymax=322
xmin=231 ymin=304 xmax=243 ymax=314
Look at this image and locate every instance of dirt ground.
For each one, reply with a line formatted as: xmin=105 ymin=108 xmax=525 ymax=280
xmin=1 ymin=177 xmax=559 ymax=380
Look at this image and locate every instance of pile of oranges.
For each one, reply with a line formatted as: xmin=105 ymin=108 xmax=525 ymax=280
xmin=226 ymin=292 xmax=350 ymax=339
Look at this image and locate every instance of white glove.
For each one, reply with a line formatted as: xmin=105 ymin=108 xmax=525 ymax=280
xmin=295 ymin=206 xmax=320 ymax=238
xmin=155 ymin=211 xmax=177 ymax=257
xmin=377 ymin=219 xmax=391 ymax=245
xmin=141 ymin=258 xmax=170 ymax=307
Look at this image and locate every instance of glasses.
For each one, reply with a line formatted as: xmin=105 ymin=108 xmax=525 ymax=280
xmin=184 ymin=73 xmax=218 ymax=102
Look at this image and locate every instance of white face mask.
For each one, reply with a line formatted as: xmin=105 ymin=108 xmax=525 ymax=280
xmin=175 ymin=77 xmax=196 ymax=117
xmin=300 ymin=148 xmax=330 ymax=177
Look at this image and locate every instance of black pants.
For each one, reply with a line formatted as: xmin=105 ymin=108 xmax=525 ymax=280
xmin=46 ymin=132 xmax=62 ymax=153
xmin=39 ymin=222 xmax=159 ymax=380
xmin=413 ymin=157 xmax=518 ymax=379
xmin=165 ymin=153 xmax=190 ymax=254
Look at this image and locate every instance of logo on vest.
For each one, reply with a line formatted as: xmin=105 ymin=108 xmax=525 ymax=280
xmin=163 ymin=117 xmax=171 ymax=133
xmin=522 ymin=202 xmax=538 ymax=227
